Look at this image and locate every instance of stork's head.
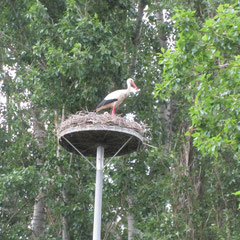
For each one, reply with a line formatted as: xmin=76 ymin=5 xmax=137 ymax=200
xmin=127 ymin=78 xmax=138 ymax=90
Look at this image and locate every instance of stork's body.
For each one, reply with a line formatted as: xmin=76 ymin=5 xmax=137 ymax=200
xmin=96 ymin=78 xmax=138 ymax=115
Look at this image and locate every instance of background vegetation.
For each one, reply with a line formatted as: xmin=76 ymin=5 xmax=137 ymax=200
xmin=0 ymin=0 xmax=239 ymax=239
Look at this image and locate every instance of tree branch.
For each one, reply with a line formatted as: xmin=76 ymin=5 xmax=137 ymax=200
xmin=128 ymin=0 xmax=147 ymax=76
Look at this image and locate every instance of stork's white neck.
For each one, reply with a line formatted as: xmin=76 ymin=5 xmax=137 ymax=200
xmin=126 ymin=80 xmax=132 ymax=95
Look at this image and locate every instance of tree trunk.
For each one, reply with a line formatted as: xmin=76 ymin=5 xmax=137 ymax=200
xmin=55 ymin=110 xmax=70 ymax=240
xmin=125 ymin=1 xmax=146 ymax=238
xmin=31 ymin=108 xmax=46 ymax=238
xmin=61 ymin=214 xmax=70 ymax=240
xmin=164 ymin=99 xmax=174 ymax=150
xmin=4 ymin=72 xmax=12 ymax=133
xmin=32 ymin=108 xmax=46 ymax=166
xmin=128 ymin=0 xmax=147 ymax=76
xmin=32 ymin=192 xmax=45 ymax=237
xmin=127 ymin=213 xmax=135 ymax=240
xmin=154 ymin=0 xmax=168 ymax=49
xmin=103 ymin=221 xmax=122 ymax=240
xmin=154 ymin=0 xmax=175 ymax=149
xmin=58 ymin=164 xmax=70 ymax=240
xmin=126 ymin=196 xmax=136 ymax=240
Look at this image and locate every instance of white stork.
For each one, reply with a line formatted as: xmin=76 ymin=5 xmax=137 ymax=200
xmin=95 ymin=78 xmax=138 ymax=115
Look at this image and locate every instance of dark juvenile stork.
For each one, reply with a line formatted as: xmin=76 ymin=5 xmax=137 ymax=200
xmin=95 ymin=78 xmax=138 ymax=115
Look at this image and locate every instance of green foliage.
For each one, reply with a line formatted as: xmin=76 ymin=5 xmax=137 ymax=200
xmin=156 ymin=4 xmax=240 ymax=157
xmin=0 ymin=166 xmax=38 ymax=239
xmin=1 ymin=0 xmax=240 ymax=239
xmin=233 ymin=191 xmax=240 ymax=209
xmin=154 ymin=3 xmax=240 ymax=239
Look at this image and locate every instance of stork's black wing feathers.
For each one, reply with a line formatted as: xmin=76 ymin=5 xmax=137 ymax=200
xmin=96 ymin=98 xmax=118 ymax=109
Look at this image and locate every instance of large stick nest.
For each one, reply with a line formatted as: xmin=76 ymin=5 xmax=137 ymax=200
xmin=58 ymin=111 xmax=146 ymax=135
xmin=57 ymin=112 xmax=146 ymax=157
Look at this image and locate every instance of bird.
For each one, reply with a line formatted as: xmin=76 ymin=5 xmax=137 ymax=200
xmin=95 ymin=78 xmax=139 ymax=115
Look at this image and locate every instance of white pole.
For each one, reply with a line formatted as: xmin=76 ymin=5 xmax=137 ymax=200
xmin=93 ymin=146 xmax=104 ymax=240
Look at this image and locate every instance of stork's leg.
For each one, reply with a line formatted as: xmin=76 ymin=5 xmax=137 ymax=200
xmin=111 ymin=106 xmax=116 ymax=115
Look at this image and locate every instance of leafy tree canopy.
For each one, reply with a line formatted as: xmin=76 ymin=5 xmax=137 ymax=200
xmin=156 ymin=3 xmax=240 ymax=157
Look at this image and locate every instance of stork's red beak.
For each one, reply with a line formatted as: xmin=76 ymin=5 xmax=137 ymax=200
xmin=131 ymin=81 xmax=138 ymax=90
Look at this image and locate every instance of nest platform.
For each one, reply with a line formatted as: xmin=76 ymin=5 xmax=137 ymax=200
xmin=57 ymin=112 xmax=144 ymax=157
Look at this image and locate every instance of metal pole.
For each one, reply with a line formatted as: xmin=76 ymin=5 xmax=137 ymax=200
xmin=93 ymin=146 xmax=104 ymax=240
